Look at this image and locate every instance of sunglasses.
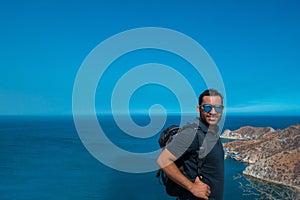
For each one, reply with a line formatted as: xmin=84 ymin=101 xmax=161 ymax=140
xmin=200 ymin=104 xmax=224 ymax=113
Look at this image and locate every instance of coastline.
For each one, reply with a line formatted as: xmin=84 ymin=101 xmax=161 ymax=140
xmin=222 ymin=124 xmax=300 ymax=196
xmin=242 ymin=167 xmax=300 ymax=193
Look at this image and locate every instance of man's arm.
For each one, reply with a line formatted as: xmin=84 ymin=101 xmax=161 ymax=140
xmin=157 ymin=148 xmax=211 ymax=200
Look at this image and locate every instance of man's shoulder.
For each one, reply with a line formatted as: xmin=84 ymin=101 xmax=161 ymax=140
xmin=180 ymin=120 xmax=206 ymax=133
xmin=180 ymin=122 xmax=198 ymax=130
xmin=176 ymin=122 xmax=206 ymax=143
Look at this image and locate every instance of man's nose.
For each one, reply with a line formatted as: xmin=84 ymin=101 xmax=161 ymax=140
xmin=210 ymin=107 xmax=217 ymax=114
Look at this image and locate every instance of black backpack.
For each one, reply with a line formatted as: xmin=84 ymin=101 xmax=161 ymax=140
xmin=156 ymin=124 xmax=206 ymax=197
xmin=158 ymin=125 xmax=180 ymax=148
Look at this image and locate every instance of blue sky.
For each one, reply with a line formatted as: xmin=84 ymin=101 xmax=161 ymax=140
xmin=0 ymin=0 xmax=300 ymax=116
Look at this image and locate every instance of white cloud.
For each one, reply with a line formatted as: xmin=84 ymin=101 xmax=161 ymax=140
xmin=226 ymin=101 xmax=300 ymax=115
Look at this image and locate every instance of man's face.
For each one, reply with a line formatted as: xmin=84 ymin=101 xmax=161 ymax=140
xmin=197 ymin=95 xmax=223 ymax=126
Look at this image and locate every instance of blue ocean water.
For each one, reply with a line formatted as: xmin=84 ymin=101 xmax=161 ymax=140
xmin=0 ymin=115 xmax=299 ymax=200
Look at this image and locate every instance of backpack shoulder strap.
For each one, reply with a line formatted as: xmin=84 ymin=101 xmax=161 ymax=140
xmin=195 ymin=125 xmax=206 ymax=175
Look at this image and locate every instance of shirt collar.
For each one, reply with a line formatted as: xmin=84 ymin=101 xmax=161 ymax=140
xmin=194 ymin=117 xmax=219 ymax=135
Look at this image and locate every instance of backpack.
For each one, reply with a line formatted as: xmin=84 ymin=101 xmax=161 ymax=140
xmin=156 ymin=124 xmax=206 ymax=197
xmin=158 ymin=125 xmax=180 ymax=148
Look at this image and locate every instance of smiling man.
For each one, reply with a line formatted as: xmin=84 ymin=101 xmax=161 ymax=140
xmin=157 ymin=89 xmax=225 ymax=200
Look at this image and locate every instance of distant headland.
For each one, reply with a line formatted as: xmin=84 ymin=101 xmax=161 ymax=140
xmin=221 ymin=124 xmax=300 ymax=194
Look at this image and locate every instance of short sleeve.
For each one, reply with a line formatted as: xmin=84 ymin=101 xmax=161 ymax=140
xmin=165 ymin=127 xmax=198 ymax=159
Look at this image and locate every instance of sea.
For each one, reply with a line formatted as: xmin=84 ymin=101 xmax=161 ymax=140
xmin=0 ymin=115 xmax=299 ymax=200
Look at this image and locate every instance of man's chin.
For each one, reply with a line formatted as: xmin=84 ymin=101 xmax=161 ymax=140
xmin=206 ymin=118 xmax=219 ymax=125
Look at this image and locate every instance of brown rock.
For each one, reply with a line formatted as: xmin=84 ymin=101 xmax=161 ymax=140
xmin=223 ymin=124 xmax=300 ymax=191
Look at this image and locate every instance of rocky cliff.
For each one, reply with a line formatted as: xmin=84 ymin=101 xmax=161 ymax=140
xmin=221 ymin=126 xmax=275 ymax=140
xmin=222 ymin=124 xmax=300 ymax=191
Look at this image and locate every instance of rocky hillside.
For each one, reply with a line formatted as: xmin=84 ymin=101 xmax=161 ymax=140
xmin=222 ymin=124 xmax=300 ymax=191
xmin=221 ymin=126 xmax=275 ymax=140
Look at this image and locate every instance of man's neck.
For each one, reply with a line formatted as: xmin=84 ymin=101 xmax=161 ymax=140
xmin=198 ymin=117 xmax=219 ymax=135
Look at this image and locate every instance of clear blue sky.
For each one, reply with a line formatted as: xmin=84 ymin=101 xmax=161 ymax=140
xmin=1 ymin=0 xmax=300 ymax=116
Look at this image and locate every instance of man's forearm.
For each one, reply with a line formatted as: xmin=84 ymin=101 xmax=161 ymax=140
xmin=162 ymin=162 xmax=194 ymax=191
xmin=157 ymin=149 xmax=210 ymax=199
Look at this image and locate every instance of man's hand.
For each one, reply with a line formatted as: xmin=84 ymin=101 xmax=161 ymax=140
xmin=189 ymin=176 xmax=211 ymax=200
xmin=157 ymin=149 xmax=211 ymax=199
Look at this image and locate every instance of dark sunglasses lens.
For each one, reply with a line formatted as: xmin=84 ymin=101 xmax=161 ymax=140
xmin=215 ymin=105 xmax=223 ymax=113
xmin=203 ymin=104 xmax=212 ymax=112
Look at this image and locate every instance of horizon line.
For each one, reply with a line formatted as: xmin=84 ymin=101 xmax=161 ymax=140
xmin=0 ymin=113 xmax=300 ymax=117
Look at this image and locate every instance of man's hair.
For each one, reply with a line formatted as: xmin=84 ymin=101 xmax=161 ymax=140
xmin=198 ymin=89 xmax=223 ymax=105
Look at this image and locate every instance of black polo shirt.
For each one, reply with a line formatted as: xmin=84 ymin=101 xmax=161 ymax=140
xmin=166 ymin=119 xmax=224 ymax=200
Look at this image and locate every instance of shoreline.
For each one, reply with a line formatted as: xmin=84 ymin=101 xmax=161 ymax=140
xmin=222 ymin=124 xmax=300 ymax=196
xmin=224 ymin=154 xmax=300 ymax=197
xmin=242 ymin=170 xmax=300 ymax=194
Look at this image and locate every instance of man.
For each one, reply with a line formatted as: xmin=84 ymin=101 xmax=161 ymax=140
xmin=157 ymin=89 xmax=224 ymax=200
